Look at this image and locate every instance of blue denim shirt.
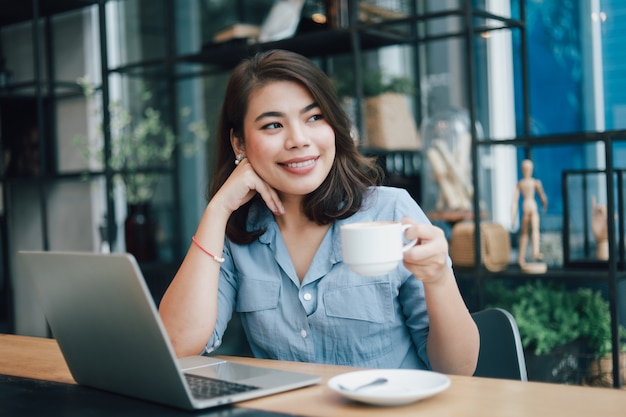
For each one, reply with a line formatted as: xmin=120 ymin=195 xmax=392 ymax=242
xmin=206 ymin=186 xmax=440 ymax=369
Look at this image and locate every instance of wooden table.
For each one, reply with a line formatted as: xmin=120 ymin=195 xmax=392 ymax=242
xmin=1 ymin=333 xmax=625 ymax=416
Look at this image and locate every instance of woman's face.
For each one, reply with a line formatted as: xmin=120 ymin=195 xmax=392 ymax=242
xmin=237 ymin=80 xmax=336 ymax=199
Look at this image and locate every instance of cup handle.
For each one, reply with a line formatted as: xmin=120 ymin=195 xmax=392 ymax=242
xmin=401 ymin=223 xmax=418 ymax=252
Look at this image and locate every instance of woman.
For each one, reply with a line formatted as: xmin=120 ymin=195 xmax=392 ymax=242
xmin=159 ymin=49 xmax=479 ymax=375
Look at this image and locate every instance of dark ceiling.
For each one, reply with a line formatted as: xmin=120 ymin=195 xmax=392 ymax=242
xmin=0 ymin=1 xmax=99 ymax=27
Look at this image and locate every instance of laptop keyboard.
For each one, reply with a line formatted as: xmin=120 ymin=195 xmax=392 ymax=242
xmin=184 ymin=374 xmax=260 ymax=400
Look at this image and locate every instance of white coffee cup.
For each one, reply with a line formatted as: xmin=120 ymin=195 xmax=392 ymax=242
xmin=340 ymin=221 xmax=418 ymax=276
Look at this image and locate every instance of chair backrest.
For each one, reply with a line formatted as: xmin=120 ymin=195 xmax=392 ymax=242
xmin=472 ymin=308 xmax=528 ymax=381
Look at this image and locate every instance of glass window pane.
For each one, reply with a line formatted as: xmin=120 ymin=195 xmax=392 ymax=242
xmin=108 ymin=0 xmax=169 ymax=68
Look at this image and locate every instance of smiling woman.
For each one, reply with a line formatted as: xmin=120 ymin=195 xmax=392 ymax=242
xmin=236 ymin=80 xmax=335 ymax=197
xmin=158 ymin=50 xmax=479 ymax=376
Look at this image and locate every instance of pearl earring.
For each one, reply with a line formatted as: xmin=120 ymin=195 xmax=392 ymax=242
xmin=234 ymin=154 xmax=245 ymax=166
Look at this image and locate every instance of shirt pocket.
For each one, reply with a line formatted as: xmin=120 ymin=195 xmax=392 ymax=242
xmin=324 ymin=281 xmax=393 ymax=323
xmin=236 ymin=278 xmax=280 ymax=313
xmin=322 ymin=281 xmax=397 ymax=365
xmin=235 ymin=279 xmax=282 ymax=357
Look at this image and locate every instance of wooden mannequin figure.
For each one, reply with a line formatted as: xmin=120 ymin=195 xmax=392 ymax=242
xmin=591 ymin=196 xmax=609 ymax=261
xmin=511 ymin=159 xmax=548 ymax=273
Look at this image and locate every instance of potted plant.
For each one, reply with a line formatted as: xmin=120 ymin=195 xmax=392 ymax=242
xmin=333 ymin=69 xmax=420 ymax=150
xmin=484 ymin=280 xmax=626 ymax=385
xmin=73 ymin=77 xmax=207 ymax=260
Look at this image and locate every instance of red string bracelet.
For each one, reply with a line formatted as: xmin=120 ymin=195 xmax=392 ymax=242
xmin=191 ymin=236 xmax=225 ymax=263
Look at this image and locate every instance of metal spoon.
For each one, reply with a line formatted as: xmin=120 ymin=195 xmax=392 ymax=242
xmin=338 ymin=377 xmax=388 ymax=392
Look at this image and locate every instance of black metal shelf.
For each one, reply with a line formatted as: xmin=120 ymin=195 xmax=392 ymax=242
xmin=182 ymin=7 xmax=525 ymax=71
xmin=456 ymin=266 xmax=626 ymax=283
xmin=185 ymin=27 xmax=405 ymax=71
xmin=476 ymin=129 xmax=626 ymax=148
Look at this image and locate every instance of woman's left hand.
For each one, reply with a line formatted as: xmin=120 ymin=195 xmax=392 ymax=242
xmin=401 ymin=217 xmax=450 ymax=284
xmin=401 ymin=218 xmax=480 ymax=376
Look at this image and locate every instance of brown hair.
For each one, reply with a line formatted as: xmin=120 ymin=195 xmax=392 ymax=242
xmin=210 ymin=49 xmax=381 ymax=244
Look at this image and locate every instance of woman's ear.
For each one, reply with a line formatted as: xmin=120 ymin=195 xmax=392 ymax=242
xmin=230 ymin=129 xmax=245 ymax=155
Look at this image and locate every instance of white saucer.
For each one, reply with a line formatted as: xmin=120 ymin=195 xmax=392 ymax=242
xmin=327 ymin=369 xmax=451 ymax=406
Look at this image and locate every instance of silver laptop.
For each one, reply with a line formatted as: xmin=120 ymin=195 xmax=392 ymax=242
xmin=18 ymin=251 xmax=321 ymax=410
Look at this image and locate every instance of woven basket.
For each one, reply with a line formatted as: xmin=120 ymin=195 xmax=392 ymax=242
xmin=450 ymin=221 xmax=510 ymax=272
xmin=364 ymin=93 xmax=421 ymax=150
xmin=584 ymin=353 xmax=626 ymax=388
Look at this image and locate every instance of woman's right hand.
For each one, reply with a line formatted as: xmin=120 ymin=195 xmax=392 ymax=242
xmin=212 ymin=157 xmax=285 ymax=215
xmin=160 ymin=158 xmax=284 ymax=357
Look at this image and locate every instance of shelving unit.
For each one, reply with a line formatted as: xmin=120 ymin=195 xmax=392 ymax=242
xmin=0 ymin=0 xmax=102 ymax=335
xmin=0 ymin=0 xmax=183 ymax=335
xmin=1 ymin=0 xmax=623 ymax=387
xmin=463 ymin=2 xmax=625 ymax=387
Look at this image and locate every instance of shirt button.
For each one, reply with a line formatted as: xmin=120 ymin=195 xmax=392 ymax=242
xmin=303 ymin=292 xmax=312 ymax=301
xmin=300 ymin=329 xmax=307 ymax=338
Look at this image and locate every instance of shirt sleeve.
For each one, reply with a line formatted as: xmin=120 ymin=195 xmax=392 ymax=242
xmin=392 ymin=186 xmax=431 ymax=224
xmin=399 ymin=276 xmax=431 ymax=369
xmin=393 ymin=187 xmax=454 ymax=369
xmin=203 ymin=239 xmax=237 ymax=354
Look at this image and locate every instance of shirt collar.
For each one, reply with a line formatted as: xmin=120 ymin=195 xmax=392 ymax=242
xmin=251 ymin=202 xmax=345 ymax=284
